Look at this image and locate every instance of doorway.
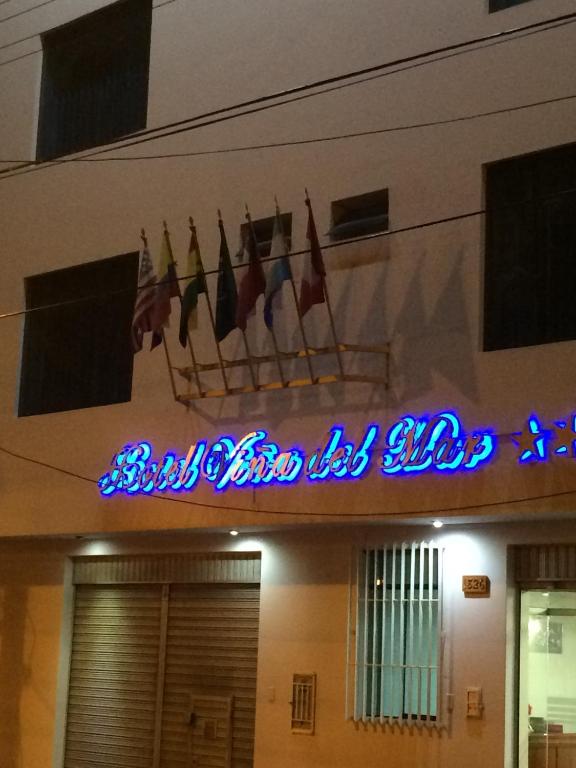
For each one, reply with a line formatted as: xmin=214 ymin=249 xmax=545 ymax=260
xmin=61 ymin=553 xmax=261 ymax=768
xmin=518 ymin=589 xmax=576 ymax=768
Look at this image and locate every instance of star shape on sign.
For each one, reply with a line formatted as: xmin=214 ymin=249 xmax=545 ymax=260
xmin=552 ymin=415 xmax=576 ymax=457
xmin=511 ymin=415 xmax=552 ymax=464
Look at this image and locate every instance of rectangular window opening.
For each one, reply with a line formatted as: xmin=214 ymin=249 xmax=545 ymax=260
xmin=18 ymin=251 xmax=139 ymax=416
xmin=483 ymin=141 xmax=576 ymax=351
xmin=489 ymin=0 xmax=536 ymax=12
xmin=353 ymin=543 xmax=442 ymax=723
xmin=37 ymin=0 xmax=152 ymax=161
xmin=240 ymin=213 xmax=292 ymax=258
xmin=329 ymin=189 xmax=389 ymax=241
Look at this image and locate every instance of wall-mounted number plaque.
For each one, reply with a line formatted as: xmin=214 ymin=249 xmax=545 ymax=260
xmin=462 ymin=575 xmax=490 ymax=596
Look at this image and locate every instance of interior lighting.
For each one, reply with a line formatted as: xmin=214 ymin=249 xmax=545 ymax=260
xmin=229 ymin=530 xmax=239 ymax=537
xmin=432 ymin=520 xmax=444 ymax=529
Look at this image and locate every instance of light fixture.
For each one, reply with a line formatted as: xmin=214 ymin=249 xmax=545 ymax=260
xmin=229 ymin=530 xmax=239 ymax=537
xmin=432 ymin=520 xmax=444 ymax=529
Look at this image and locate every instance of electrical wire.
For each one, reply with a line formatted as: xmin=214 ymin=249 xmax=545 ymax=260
xmin=0 ymin=11 xmax=574 ymax=182
xmin=0 ymin=3 xmax=176 ymax=64
xmin=1 ymin=178 xmax=575 ymax=322
xmin=1 ymin=441 xmax=575 ymax=519
xmin=0 ymin=208 xmax=486 ymax=321
xmin=1 ymin=91 xmax=574 ymax=166
xmin=0 ymin=0 xmax=59 ymax=25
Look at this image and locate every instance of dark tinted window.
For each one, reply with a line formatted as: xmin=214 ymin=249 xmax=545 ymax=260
xmin=19 ymin=252 xmax=139 ymax=416
xmin=37 ymin=0 xmax=152 ymax=161
xmin=489 ymin=0 xmax=535 ymax=12
xmin=240 ymin=213 xmax=292 ymax=258
xmin=484 ymin=143 xmax=576 ymax=350
xmin=329 ymin=189 xmax=388 ymax=241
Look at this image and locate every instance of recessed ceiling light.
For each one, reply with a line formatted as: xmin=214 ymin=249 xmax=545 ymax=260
xmin=229 ymin=530 xmax=239 ymax=537
xmin=432 ymin=520 xmax=444 ymax=529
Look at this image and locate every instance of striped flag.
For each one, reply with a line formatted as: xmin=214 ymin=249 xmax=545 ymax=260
xmin=179 ymin=227 xmax=207 ymax=346
xmin=131 ymin=247 xmax=158 ymax=353
xmin=264 ymin=210 xmax=292 ymax=329
xmin=299 ymin=197 xmax=326 ymax=316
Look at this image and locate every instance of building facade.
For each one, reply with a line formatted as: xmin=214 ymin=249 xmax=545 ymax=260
xmin=1 ymin=0 xmax=576 ymax=766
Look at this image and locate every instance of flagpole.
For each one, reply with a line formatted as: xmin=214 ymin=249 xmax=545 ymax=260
xmin=245 ymin=205 xmax=287 ymax=388
xmin=218 ymin=210 xmax=259 ymax=391
xmin=189 ymin=216 xmax=230 ymax=394
xmin=141 ymin=228 xmax=178 ymax=400
xmin=162 ymin=220 xmax=204 ymax=398
xmin=274 ymin=197 xmax=316 ymax=384
xmin=305 ymin=189 xmax=345 ymax=379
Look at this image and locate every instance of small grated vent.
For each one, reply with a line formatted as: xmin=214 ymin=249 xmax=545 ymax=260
xmin=291 ymin=674 xmax=316 ymax=734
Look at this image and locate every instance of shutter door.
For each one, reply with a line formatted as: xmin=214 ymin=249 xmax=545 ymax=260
xmin=64 ymin=585 xmax=162 ymax=768
xmin=160 ymin=584 xmax=260 ymax=768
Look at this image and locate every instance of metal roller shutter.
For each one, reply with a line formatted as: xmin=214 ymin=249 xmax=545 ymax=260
xmin=160 ymin=584 xmax=260 ymax=768
xmin=62 ymin=556 xmax=261 ymax=768
xmin=63 ymin=585 xmax=162 ymax=768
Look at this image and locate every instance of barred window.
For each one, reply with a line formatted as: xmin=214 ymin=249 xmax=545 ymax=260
xmin=352 ymin=543 xmax=442 ymax=723
xmin=484 ymin=142 xmax=576 ymax=350
xmin=37 ymin=0 xmax=152 ymax=161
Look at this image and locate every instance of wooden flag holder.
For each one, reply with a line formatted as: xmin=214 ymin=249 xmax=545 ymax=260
xmin=148 ymin=203 xmax=389 ymax=405
xmin=173 ymin=341 xmax=389 ymax=401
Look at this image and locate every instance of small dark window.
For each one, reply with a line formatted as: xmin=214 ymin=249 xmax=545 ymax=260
xmin=240 ymin=213 xmax=292 ymax=258
xmin=37 ymin=0 xmax=152 ymax=161
xmin=484 ymin=142 xmax=576 ymax=351
xmin=489 ymin=0 xmax=535 ymax=12
xmin=18 ymin=252 xmax=139 ymax=416
xmin=328 ymin=189 xmax=389 ymax=241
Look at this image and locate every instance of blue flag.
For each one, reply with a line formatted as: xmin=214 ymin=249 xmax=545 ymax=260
xmin=264 ymin=210 xmax=292 ymax=329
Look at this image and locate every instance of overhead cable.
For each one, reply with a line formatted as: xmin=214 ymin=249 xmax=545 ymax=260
xmin=0 ymin=11 xmax=574 ymax=182
xmin=0 ymin=208 xmax=486 ymax=321
xmin=0 ymin=441 xmax=575 ymax=519
xmin=0 ymin=91 xmax=574 ymax=166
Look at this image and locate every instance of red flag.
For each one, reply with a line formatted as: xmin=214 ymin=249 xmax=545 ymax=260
xmin=235 ymin=225 xmax=266 ymax=331
xmin=299 ymin=197 xmax=326 ymax=316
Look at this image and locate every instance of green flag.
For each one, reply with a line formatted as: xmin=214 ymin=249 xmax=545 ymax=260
xmin=179 ymin=226 xmax=206 ymax=347
xmin=215 ymin=217 xmax=238 ymax=341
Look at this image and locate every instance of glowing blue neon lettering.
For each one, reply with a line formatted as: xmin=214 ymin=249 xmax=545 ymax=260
xmin=97 ymin=415 xmax=501 ymax=499
xmin=515 ymin=415 xmax=550 ymax=464
xmin=553 ymin=415 xmax=576 ymax=457
xmin=381 ymin=412 xmax=495 ymax=476
xmin=306 ymin=425 xmax=379 ymax=482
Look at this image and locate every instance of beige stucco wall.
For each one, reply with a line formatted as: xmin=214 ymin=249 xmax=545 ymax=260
xmin=1 ymin=2 xmax=576 ymax=766
xmin=0 ymin=521 xmax=572 ymax=768
xmin=0 ymin=0 xmax=576 ymax=537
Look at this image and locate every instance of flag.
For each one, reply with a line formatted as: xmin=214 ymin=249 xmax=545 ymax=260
xmin=299 ymin=197 xmax=326 ymax=316
xmin=179 ymin=227 xmax=207 ymax=347
xmin=235 ymin=223 xmax=266 ymax=331
xmin=131 ymin=247 xmax=157 ymax=353
xmin=150 ymin=230 xmax=180 ymax=349
xmin=215 ymin=218 xmax=238 ymax=342
xmin=264 ymin=210 xmax=292 ymax=329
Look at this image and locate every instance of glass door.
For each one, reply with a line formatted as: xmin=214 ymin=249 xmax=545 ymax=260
xmin=518 ymin=590 xmax=576 ymax=768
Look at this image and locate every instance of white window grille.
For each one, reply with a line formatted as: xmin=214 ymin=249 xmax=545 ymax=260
xmin=291 ymin=674 xmax=317 ymax=734
xmin=352 ymin=542 xmax=443 ymax=723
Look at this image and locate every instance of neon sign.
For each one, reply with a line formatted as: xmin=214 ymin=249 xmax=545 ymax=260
xmin=98 ymin=411 xmax=497 ymax=497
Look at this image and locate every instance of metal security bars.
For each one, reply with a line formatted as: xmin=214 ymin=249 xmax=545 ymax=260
xmin=291 ymin=674 xmax=317 ymax=734
xmin=353 ymin=543 xmax=443 ymax=724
